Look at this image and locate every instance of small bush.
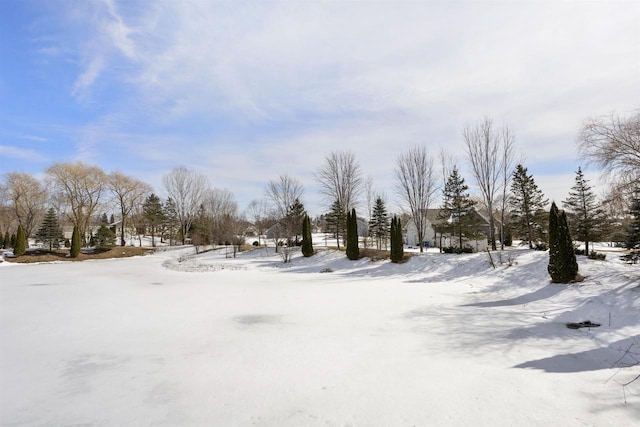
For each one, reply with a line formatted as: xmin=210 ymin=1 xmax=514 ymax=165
xmin=252 ymin=241 xmax=259 ymax=246
xmin=320 ymin=268 xmax=333 ymax=273
xmin=534 ymin=242 xmax=548 ymax=251
xmin=587 ymin=251 xmax=606 ymax=260
xmin=442 ymin=246 xmax=474 ymax=254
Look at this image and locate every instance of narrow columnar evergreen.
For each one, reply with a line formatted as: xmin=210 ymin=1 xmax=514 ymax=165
xmin=3 ymin=231 xmax=9 ymax=249
xmin=14 ymin=225 xmax=27 ymax=256
xmin=626 ymin=189 xmax=640 ymax=251
xmin=301 ymin=214 xmax=314 ymax=257
xmin=548 ymin=202 xmax=579 ymax=283
xmin=390 ymin=216 xmax=404 ymax=263
xmin=35 ymin=207 xmax=65 ymax=250
xmin=346 ymin=208 xmax=359 ymax=260
xmin=70 ymin=225 xmax=81 ymax=258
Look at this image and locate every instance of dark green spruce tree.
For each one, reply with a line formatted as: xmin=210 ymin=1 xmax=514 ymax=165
xmin=94 ymin=225 xmax=116 ymax=251
xmin=390 ymin=216 xmax=404 ymax=263
xmin=510 ymin=164 xmax=549 ymax=249
xmin=563 ymin=167 xmax=605 ymax=255
xmin=346 ymin=208 xmax=359 ymax=260
xmin=326 ymin=200 xmax=347 ymax=249
xmin=14 ymin=224 xmax=27 ymax=256
xmin=440 ymin=166 xmax=476 ymax=251
xmin=369 ymin=197 xmax=389 ymax=250
xmin=35 ymin=208 xmax=65 ymax=251
xmin=70 ymin=225 xmax=81 ymax=258
xmin=143 ymin=193 xmax=164 ymax=247
xmin=301 ymin=214 xmax=314 ymax=257
xmin=548 ymin=202 xmax=579 ymax=283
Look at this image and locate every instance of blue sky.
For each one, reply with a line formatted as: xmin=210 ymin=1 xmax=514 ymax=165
xmin=1 ymin=0 xmax=638 ymax=216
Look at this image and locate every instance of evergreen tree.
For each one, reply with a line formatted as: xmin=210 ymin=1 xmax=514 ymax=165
xmin=548 ymin=202 xmax=579 ymax=283
xmin=163 ymin=198 xmax=179 ymax=245
xmin=346 ymin=208 xmax=359 ymax=260
xmin=625 ymin=189 xmax=640 ymax=251
xmin=35 ymin=208 xmax=65 ymax=250
xmin=390 ymin=216 xmax=404 ymax=263
xmin=286 ymin=198 xmax=306 ymax=245
xmin=14 ymin=225 xmax=27 ymax=256
xmin=70 ymin=225 xmax=81 ymax=258
xmin=440 ymin=167 xmax=476 ymax=250
xmin=302 ymin=214 xmax=314 ymax=257
xmin=510 ymin=164 xmax=549 ymax=249
xmin=369 ymin=197 xmax=389 ymax=250
xmin=100 ymin=213 xmax=109 ymax=225
xmin=143 ymin=193 xmax=164 ymax=247
xmin=325 ymin=200 xmax=346 ymax=249
xmin=10 ymin=233 xmax=16 ymax=248
xmin=0 ymin=232 xmax=4 ymax=249
xmin=563 ymin=167 xmax=605 ymax=255
xmin=94 ymin=225 xmax=116 ymax=250
xmin=3 ymin=231 xmax=9 ymax=249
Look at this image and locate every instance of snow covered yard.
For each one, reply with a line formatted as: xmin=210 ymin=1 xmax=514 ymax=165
xmin=1 ymin=247 xmax=638 ymax=426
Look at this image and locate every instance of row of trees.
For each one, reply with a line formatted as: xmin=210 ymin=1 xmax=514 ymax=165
xmin=1 ymin=111 xmax=638 ymax=260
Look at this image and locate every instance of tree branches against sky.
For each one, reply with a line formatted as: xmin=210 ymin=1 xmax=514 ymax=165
xmin=1 ymin=1 xmax=638 ymax=214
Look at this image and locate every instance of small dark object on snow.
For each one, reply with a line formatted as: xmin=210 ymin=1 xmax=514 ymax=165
xmin=566 ymin=320 xmax=601 ymax=329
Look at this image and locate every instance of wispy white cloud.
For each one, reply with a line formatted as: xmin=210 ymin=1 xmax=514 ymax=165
xmin=0 ymin=145 xmax=49 ymax=163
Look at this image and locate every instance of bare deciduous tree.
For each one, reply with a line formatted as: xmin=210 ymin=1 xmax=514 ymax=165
xmin=265 ymin=174 xmax=303 ymax=260
xmin=162 ymin=166 xmax=209 ymax=245
xmin=245 ymin=199 xmax=273 ymax=246
xmin=108 ymin=171 xmax=152 ymax=246
xmin=316 ymin=150 xmax=364 ymax=245
xmin=46 ymin=162 xmax=107 ymax=245
xmin=498 ymin=127 xmax=516 ymax=250
xmin=203 ymin=188 xmax=238 ymax=245
xmin=395 ymin=146 xmax=439 ymax=252
xmin=2 ymin=172 xmax=47 ymax=238
xmin=578 ymin=111 xmax=640 ymax=199
xmin=464 ymin=117 xmax=511 ymax=250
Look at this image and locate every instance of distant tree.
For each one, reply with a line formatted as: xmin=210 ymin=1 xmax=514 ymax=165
xmin=0 ymin=232 xmax=4 ymax=249
xmin=3 ymin=231 xmax=9 ymax=249
xmin=625 ymin=189 xmax=640 ymax=251
xmin=464 ymin=118 xmax=513 ymax=250
xmin=10 ymin=233 xmax=16 ymax=249
xmin=94 ymin=225 xmax=116 ymax=251
xmin=46 ymin=162 xmax=107 ymax=245
xmin=163 ymin=197 xmax=179 ymax=245
xmin=395 ymin=146 xmax=438 ymax=252
xmin=548 ymin=202 xmax=579 ymax=283
xmin=70 ymin=225 xmax=81 ymax=258
xmin=325 ymin=200 xmax=347 ymax=249
xmin=369 ymin=196 xmax=389 ymax=250
xmin=440 ymin=166 xmax=476 ymax=250
xmin=265 ymin=174 xmax=304 ymax=250
xmin=108 ymin=171 xmax=151 ymax=247
xmin=346 ymin=208 xmax=359 ymax=260
xmin=35 ymin=208 xmax=64 ymax=250
xmin=143 ymin=193 xmax=164 ymax=247
xmin=14 ymin=224 xmax=27 ymax=256
xmin=563 ymin=167 xmax=605 ymax=255
xmin=316 ymin=151 xmax=364 ymax=246
xmin=390 ymin=216 xmax=404 ymax=263
xmin=286 ymin=198 xmax=306 ymax=245
xmin=162 ymin=167 xmax=209 ymax=245
xmin=245 ymin=199 xmax=273 ymax=246
xmin=2 ymin=172 xmax=47 ymax=238
xmin=302 ymin=214 xmax=314 ymax=257
xmin=510 ymin=164 xmax=549 ymax=249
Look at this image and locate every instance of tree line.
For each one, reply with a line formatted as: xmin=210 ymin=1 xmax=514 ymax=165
xmin=1 ymin=111 xmax=638 ymax=261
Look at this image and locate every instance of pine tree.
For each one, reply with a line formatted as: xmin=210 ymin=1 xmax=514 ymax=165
xmin=0 ymin=232 xmax=4 ymax=249
xmin=143 ymin=193 xmax=164 ymax=247
xmin=369 ymin=197 xmax=389 ymax=250
xmin=302 ymin=214 xmax=314 ymax=257
xmin=70 ymin=225 xmax=81 ymax=258
xmin=625 ymin=189 xmax=640 ymax=251
xmin=346 ymin=208 xmax=359 ymax=260
xmin=3 ymin=231 xmax=9 ymax=249
xmin=548 ymin=202 xmax=579 ymax=283
xmin=563 ymin=167 xmax=605 ymax=255
xmin=94 ymin=225 xmax=116 ymax=251
xmin=440 ymin=167 xmax=476 ymax=250
xmin=35 ymin=208 xmax=65 ymax=251
xmin=163 ymin=198 xmax=179 ymax=245
xmin=14 ymin=225 xmax=27 ymax=256
xmin=286 ymin=198 xmax=306 ymax=245
xmin=510 ymin=164 xmax=549 ymax=249
xmin=325 ymin=200 xmax=346 ymax=249
xmin=10 ymin=233 xmax=16 ymax=248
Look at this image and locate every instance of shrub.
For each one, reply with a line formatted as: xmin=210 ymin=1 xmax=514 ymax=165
xmin=70 ymin=226 xmax=81 ymax=258
xmin=442 ymin=246 xmax=473 ymax=254
xmin=252 ymin=241 xmax=259 ymax=246
xmin=94 ymin=225 xmax=116 ymax=251
xmin=534 ymin=242 xmax=548 ymax=251
xmin=14 ymin=225 xmax=27 ymax=256
xmin=588 ymin=251 xmax=606 ymax=260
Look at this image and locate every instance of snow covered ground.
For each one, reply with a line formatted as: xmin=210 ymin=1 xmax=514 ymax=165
xmin=1 ymin=245 xmax=638 ymax=426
